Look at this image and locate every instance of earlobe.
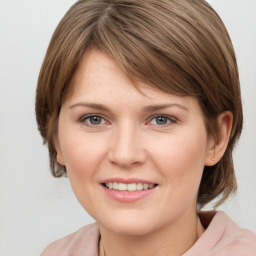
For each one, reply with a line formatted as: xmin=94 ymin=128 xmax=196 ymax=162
xmin=55 ymin=135 xmax=65 ymax=166
xmin=205 ymin=111 xmax=233 ymax=166
xmin=56 ymin=152 xmax=65 ymax=166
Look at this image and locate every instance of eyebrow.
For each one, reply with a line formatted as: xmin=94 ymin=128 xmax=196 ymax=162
xmin=69 ymin=102 xmax=188 ymax=112
xmin=69 ymin=103 xmax=110 ymax=111
xmin=143 ymin=103 xmax=189 ymax=112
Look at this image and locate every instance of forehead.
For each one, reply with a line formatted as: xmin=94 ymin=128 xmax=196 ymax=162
xmin=65 ymin=49 xmax=200 ymax=111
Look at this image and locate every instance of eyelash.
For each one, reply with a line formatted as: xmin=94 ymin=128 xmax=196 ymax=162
xmin=80 ymin=114 xmax=107 ymax=127
xmin=79 ymin=114 xmax=177 ymax=127
xmin=147 ymin=115 xmax=177 ymax=126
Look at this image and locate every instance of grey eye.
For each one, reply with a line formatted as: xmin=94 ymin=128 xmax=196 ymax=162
xmin=154 ymin=116 xmax=169 ymax=125
xmin=88 ymin=116 xmax=102 ymax=125
xmin=81 ymin=115 xmax=106 ymax=126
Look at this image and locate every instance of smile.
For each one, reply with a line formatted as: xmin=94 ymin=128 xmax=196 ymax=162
xmin=104 ymin=182 xmax=157 ymax=191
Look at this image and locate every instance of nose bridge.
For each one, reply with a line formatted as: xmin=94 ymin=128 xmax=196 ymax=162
xmin=108 ymin=120 xmax=146 ymax=167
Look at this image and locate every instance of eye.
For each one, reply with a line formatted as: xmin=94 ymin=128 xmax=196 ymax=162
xmin=80 ymin=115 xmax=107 ymax=126
xmin=148 ymin=115 xmax=176 ymax=126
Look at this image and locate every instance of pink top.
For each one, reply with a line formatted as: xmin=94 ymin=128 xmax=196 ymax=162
xmin=41 ymin=211 xmax=256 ymax=256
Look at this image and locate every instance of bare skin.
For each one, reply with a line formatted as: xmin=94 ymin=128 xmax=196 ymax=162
xmin=100 ymin=213 xmax=205 ymax=256
xmin=56 ymin=49 xmax=232 ymax=256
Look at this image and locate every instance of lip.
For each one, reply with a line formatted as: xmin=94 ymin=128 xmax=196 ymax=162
xmin=100 ymin=177 xmax=158 ymax=203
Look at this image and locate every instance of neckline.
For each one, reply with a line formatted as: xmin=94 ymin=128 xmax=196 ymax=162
xmin=97 ymin=212 xmax=213 ymax=256
xmin=99 ymin=236 xmax=105 ymax=256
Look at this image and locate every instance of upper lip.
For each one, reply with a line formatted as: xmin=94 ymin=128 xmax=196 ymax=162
xmin=101 ymin=178 xmax=157 ymax=184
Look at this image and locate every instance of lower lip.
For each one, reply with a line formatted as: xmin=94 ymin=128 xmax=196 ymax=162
xmin=101 ymin=185 xmax=157 ymax=203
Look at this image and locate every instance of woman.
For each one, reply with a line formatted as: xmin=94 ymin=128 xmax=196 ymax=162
xmin=36 ymin=0 xmax=256 ymax=255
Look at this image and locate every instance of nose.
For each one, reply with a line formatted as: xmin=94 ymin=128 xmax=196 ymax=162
xmin=108 ymin=123 xmax=147 ymax=168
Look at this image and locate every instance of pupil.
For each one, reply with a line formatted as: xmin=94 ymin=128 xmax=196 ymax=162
xmin=90 ymin=116 xmax=101 ymax=125
xmin=156 ymin=116 xmax=167 ymax=125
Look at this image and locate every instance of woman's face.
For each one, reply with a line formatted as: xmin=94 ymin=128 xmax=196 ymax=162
xmin=56 ymin=49 xmax=214 ymax=236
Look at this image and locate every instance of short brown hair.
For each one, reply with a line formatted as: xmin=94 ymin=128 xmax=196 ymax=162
xmin=36 ymin=0 xmax=243 ymax=208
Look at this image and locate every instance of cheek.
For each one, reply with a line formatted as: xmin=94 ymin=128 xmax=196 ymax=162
xmin=58 ymin=128 xmax=106 ymax=187
xmin=58 ymin=132 xmax=104 ymax=209
xmin=151 ymin=129 xmax=208 ymax=191
xmin=149 ymin=132 xmax=208 ymax=219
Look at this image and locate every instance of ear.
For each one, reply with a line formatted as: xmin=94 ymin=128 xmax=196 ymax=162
xmin=205 ymin=111 xmax=233 ymax=166
xmin=55 ymin=134 xmax=65 ymax=166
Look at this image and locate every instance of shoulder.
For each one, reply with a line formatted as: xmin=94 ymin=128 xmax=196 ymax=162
xmin=208 ymin=211 xmax=256 ymax=256
xmin=185 ymin=211 xmax=256 ymax=256
xmin=41 ymin=222 xmax=100 ymax=256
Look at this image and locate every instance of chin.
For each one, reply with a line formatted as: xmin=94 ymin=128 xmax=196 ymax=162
xmin=104 ymin=221 xmax=155 ymax=236
xmin=97 ymin=211 xmax=163 ymax=237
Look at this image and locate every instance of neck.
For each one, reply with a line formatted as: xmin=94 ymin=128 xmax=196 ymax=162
xmin=99 ymin=211 xmax=205 ymax=256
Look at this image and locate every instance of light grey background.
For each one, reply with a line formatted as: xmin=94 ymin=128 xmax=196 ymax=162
xmin=0 ymin=1 xmax=255 ymax=255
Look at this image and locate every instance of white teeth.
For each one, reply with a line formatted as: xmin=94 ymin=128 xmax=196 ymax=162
xmin=118 ymin=183 xmax=127 ymax=191
xmin=149 ymin=184 xmax=154 ymax=189
xmin=113 ymin=182 xmax=119 ymax=190
xmin=127 ymin=183 xmax=136 ymax=191
xmin=105 ymin=182 xmax=156 ymax=191
xmin=143 ymin=183 xmax=149 ymax=190
xmin=136 ymin=183 xmax=144 ymax=191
